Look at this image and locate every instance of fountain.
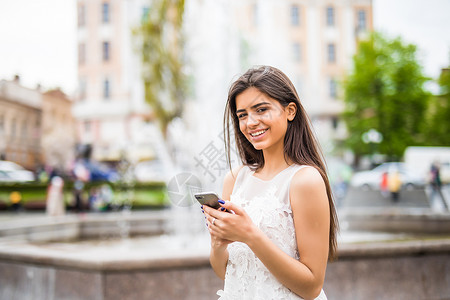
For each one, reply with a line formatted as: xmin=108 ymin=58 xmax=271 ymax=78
xmin=1 ymin=198 xmax=450 ymax=300
xmin=0 ymin=209 xmax=215 ymax=300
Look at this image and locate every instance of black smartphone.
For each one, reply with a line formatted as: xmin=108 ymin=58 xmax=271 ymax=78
xmin=194 ymin=192 xmax=221 ymax=209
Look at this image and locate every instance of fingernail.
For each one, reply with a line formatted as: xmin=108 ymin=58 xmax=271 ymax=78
xmin=200 ymin=205 xmax=203 ymax=209
xmin=218 ymin=200 xmax=225 ymax=204
xmin=202 ymin=210 xmax=204 ymax=213
xmin=221 ymin=207 xmax=226 ymax=211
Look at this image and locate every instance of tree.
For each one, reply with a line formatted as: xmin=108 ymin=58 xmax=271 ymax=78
xmin=424 ymin=67 xmax=450 ymax=145
xmin=134 ymin=0 xmax=186 ymax=137
xmin=342 ymin=33 xmax=430 ymax=162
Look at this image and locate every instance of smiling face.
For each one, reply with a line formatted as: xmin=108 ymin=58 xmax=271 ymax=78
xmin=235 ymin=87 xmax=296 ymax=151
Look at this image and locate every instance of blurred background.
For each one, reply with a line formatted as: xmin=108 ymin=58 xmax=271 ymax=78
xmin=0 ymin=0 xmax=448 ymax=210
xmin=0 ymin=1 xmax=449 ymax=298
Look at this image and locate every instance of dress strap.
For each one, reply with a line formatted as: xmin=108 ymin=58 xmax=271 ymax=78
xmin=287 ymin=165 xmax=314 ymax=180
xmin=230 ymin=165 xmax=251 ymax=195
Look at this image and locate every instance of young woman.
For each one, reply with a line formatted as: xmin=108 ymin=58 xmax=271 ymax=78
xmin=202 ymin=66 xmax=338 ymax=299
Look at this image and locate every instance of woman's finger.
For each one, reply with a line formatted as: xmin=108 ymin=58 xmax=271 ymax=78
xmin=219 ymin=200 xmax=244 ymax=215
xmin=203 ymin=204 xmax=227 ymax=219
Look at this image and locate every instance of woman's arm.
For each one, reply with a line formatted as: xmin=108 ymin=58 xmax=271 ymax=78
xmin=207 ymin=166 xmax=242 ymax=279
xmin=206 ymin=167 xmax=330 ymax=299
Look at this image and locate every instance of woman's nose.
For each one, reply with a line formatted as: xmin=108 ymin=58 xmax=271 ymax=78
xmin=246 ymin=113 xmax=259 ymax=127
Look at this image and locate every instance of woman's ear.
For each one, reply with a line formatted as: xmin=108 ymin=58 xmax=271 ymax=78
xmin=286 ymin=102 xmax=297 ymax=121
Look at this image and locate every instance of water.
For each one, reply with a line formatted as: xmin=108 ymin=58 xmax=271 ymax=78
xmin=25 ymin=233 xmax=211 ymax=261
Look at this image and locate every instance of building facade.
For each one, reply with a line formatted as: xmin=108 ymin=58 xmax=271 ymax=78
xmin=230 ymin=0 xmax=373 ymax=151
xmin=0 ymin=77 xmax=42 ymax=170
xmin=42 ymin=89 xmax=77 ymax=172
xmin=0 ymin=77 xmax=77 ymax=172
xmin=73 ymin=0 xmax=372 ymax=174
xmin=73 ymin=0 xmax=157 ymax=163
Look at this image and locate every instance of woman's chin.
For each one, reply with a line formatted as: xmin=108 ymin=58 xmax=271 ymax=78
xmin=251 ymin=141 xmax=267 ymax=150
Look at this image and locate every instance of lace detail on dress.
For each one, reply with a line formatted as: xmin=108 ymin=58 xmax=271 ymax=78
xmin=216 ymin=165 xmax=327 ymax=300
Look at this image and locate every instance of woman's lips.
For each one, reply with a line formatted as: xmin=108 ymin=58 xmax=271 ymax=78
xmin=249 ymin=128 xmax=268 ymax=141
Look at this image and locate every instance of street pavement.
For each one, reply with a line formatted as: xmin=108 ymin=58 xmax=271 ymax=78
xmin=341 ymin=187 xmax=430 ymax=208
xmin=341 ymin=185 xmax=449 ymax=207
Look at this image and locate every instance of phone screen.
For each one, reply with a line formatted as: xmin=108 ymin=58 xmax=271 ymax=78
xmin=194 ymin=192 xmax=221 ymax=209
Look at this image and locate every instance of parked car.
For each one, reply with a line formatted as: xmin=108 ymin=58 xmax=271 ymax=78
xmin=350 ymin=162 xmax=425 ymax=190
xmin=0 ymin=170 xmax=14 ymax=182
xmin=0 ymin=160 xmax=35 ymax=182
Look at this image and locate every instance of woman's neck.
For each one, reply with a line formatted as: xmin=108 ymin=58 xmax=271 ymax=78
xmin=259 ymin=143 xmax=291 ymax=176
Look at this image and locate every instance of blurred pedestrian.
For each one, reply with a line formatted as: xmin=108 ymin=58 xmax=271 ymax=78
xmin=388 ymin=170 xmax=402 ymax=202
xmin=429 ymin=162 xmax=448 ymax=210
xmin=46 ymin=176 xmax=65 ymax=216
xmin=9 ymin=191 xmax=22 ymax=212
xmin=380 ymin=171 xmax=389 ymax=198
xmin=73 ymin=180 xmax=85 ymax=212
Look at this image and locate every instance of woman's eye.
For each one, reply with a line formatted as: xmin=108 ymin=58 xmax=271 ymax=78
xmin=237 ymin=113 xmax=247 ymax=119
xmin=257 ymin=107 xmax=267 ymax=113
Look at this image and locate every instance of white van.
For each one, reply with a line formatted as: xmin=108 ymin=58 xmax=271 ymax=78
xmin=404 ymin=147 xmax=450 ymax=184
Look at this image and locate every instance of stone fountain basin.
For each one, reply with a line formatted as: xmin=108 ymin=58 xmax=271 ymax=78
xmin=0 ymin=211 xmax=169 ymax=242
xmin=0 ymin=210 xmax=211 ymax=271
xmin=1 ymin=210 xmax=450 ymax=300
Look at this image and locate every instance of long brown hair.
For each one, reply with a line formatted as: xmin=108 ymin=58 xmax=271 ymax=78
xmin=223 ymin=66 xmax=338 ymax=260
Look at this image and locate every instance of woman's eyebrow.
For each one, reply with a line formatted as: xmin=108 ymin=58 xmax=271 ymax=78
xmin=236 ymin=102 xmax=270 ymax=114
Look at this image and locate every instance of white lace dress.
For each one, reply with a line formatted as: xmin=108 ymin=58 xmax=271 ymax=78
xmin=217 ymin=165 xmax=327 ymax=300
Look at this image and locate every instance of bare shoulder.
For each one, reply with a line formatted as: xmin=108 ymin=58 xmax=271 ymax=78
xmin=290 ymin=166 xmax=325 ymax=190
xmin=289 ymin=166 xmax=328 ymax=208
xmin=222 ymin=165 xmax=244 ymax=200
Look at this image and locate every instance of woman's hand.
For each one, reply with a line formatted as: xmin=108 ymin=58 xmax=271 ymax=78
xmin=203 ymin=200 xmax=259 ymax=245
xmin=202 ymin=204 xmax=232 ymax=250
xmin=203 ymin=201 xmax=243 ymax=280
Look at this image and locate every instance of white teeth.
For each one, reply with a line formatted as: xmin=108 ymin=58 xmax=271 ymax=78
xmin=250 ymin=129 xmax=267 ymax=137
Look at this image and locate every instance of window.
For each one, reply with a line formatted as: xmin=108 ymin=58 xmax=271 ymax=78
xmin=357 ymin=10 xmax=366 ymax=30
xmin=79 ymin=78 xmax=87 ymax=100
xmin=11 ymin=118 xmax=16 ymax=139
xmin=142 ymin=6 xmax=150 ymax=22
xmin=102 ymin=2 xmax=110 ymax=23
xmin=329 ymin=78 xmax=337 ymax=98
xmin=327 ymin=43 xmax=336 ymax=63
xmin=103 ymin=78 xmax=110 ymax=100
xmin=78 ymin=43 xmax=86 ymax=65
xmin=85 ymin=121 xmax=91 ymax=133
xmin=21 ymin=121 xmax=27 ymax=138
xmin=102 ymin=41 xmax=110 ymax=61
xmin=291 ymin=5 xmax=299 ymax=26
xmin=293 ymin=43 xmax=301 ymax=62
xmin=78 ymin=5 xmax=85 ymax=27
xmin=326 ymin=6 xmax=335 ymax=26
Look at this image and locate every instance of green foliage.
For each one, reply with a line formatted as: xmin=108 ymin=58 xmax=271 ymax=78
xmin=342 ymin=33 xmax=430 ymax=160
xmin=424 ymin=68 xmax=450 ymax=145
xmin=134 ymin=0 xmax=186 ymax=136
xmin=0 ymin=181 xmax=168 ymax=209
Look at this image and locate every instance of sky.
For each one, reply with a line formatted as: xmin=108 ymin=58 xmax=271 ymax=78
xmin=0 ymin=0 xmax=449 ymax=96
